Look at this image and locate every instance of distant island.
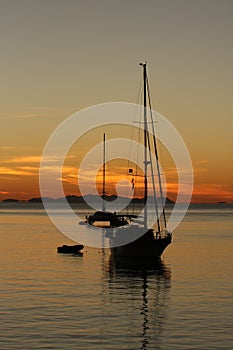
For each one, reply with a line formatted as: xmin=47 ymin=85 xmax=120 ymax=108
xmin=2 ymin=195 xmax=175 ymax=204
xmin=2 ymin=198 xmax=20 ymax=202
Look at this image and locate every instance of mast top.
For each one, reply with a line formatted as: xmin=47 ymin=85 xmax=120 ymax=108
xmin=139 ymin=62 xmax=147 ymax=68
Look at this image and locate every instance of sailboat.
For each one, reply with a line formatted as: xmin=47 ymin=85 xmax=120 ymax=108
xmin=85 ymin=133 xmax=131 ymax=228
xmin=110 ymin=63 xmax=172 ymax=258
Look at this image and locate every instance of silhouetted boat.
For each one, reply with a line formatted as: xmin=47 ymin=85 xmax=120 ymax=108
xmin=86 ymin=210 xmax=129 ymax=227
xmin=110 ymin=63 xmax=172 ymax=258
xmin=57 ymin=244 xmax=84 ymax=254
xmin=85 ymin=134 xmax=132 ymax=228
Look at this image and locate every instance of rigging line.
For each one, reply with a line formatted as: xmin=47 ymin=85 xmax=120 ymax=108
xmin=136 ymin=78 xmax=144 ymax=187
xmin=106 ymin=161 xmax=115 ymax=196
xmin=146 ymin=75 xmax=167 ymax=230
xmin=133 ymin=97 xmax=144 ymax=217
xmin=147 ymin=130 xmax=161 ymax=232
xmin=102 ymin=136 xmax=117 ymax=198
xmin=129 ymin=76 xmax=143 ymax=167
xmin=95 ymin=141 xmax=104 ymax=196
xmin=127 ymin=77 xmax=142 ymax=185
xmin=102 ymin=133 xmax=106 ymax=212
xmin=127 ymin=76 xmax=143 ymax=215
xmin=146 ymin=78 xmax=166 ymax=178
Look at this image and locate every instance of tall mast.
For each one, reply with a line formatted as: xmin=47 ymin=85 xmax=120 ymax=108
xmin=146 ymin=78 xmax=167 ymax=231
xmin=140 ymin=62 xmax=148 ymax=229
xmin=102 ymin=133 xmax=106 ymax=212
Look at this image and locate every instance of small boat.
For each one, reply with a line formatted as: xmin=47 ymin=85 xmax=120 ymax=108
xmin=57 ymin=244 xmax=84 ymax=254
xmin=86 ymin=210 xmax=129 ymax=228
xmin=110 ymin=63 xmax=172 ymax=258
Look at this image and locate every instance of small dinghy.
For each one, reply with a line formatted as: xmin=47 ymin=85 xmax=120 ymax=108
xmin=57 ymin=244 xmax=84 ymax=254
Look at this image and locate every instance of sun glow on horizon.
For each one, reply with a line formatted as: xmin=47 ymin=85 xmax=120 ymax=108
xmin=1 ymin=144 xmax=233 ymax=203
xmin=1 ymin=155 xmax=232 ymax=203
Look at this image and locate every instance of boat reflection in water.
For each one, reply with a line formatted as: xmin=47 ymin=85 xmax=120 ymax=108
xmin=103 ymin=255 xmax=171 ymax=350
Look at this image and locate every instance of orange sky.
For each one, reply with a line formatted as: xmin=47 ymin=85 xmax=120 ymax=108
xmin=0 ymin=1 xmax=233 ymax=204
xmin=1 ymin=138 xmax=233 ymax=203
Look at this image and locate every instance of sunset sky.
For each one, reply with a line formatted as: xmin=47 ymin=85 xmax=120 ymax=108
xmin=0 ymin=0 xmax=233 ymax=203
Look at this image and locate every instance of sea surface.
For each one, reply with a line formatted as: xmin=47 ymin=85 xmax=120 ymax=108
xmin=0 ymin=203 xmax=232 ymax=350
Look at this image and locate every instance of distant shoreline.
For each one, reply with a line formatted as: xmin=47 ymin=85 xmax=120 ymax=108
xmin=1 ymin=195 xmax=174 ymax=204
xmin=0 ymin=196 xmax=232 ymax=205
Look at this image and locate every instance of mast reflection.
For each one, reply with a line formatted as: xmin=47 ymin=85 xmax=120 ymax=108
xmin=106 ymin=256 xmax=171 ymax=350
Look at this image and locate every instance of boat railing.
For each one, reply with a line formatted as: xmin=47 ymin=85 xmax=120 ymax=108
xmin=155 ymin=229 xmax=172 ymax=239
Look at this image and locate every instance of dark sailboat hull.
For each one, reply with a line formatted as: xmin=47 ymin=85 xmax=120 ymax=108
xmin=110 ymin=231 xmax=172 ymax=258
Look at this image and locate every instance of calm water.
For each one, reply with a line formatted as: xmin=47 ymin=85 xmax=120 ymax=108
xmin=0 ymin=204 xmax=232 ymax=350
